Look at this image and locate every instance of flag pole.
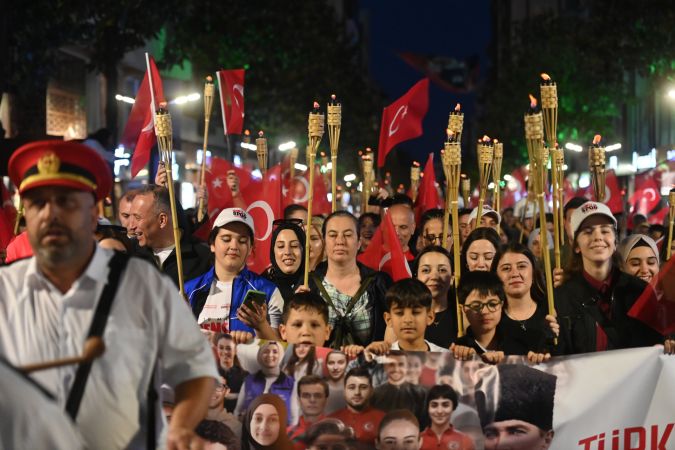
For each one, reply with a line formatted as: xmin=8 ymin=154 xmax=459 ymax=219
xmin=304 ymin=102 xmax=325 ymax=286
xmin=154 ymin=103 xmax=185 ymax=297
xmin=327 ymin=94 xmax=342 ymax=213
xmin=197 ymin=76 xmax=215 ymax=223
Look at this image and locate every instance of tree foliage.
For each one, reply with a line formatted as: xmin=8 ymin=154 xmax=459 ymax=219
xmin=161 ymin=0 xmax=382 ymax=174
xmin=481 ymin=0 xmax=675 ymax=173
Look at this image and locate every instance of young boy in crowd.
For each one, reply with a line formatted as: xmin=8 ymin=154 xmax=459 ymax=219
xmin=279 ymin=292 xmax=332 ymax=347
xmin=451 ymin=272 xmax=554 ymax=364
xmin=382 ymin=279 xmax=450 ymax=352
xmin=344 ymin=279 xmax=450 ymax=356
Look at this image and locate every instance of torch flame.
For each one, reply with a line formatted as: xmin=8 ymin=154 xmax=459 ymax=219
xmin=313 ymin=101 xmax=320 ymax=109
xmin=482 ymin=135 xmax=491 ymax=143
xmin=592 ymin=134 xmax=602 ymax=145
xmin=331 ymin=94 xmax=336 ymax=101
xmin=541 ymin=73 xmax=551 ymax=81
xmin=454 ymin=103 xmax=461 ymax=112
xmin=258 ymin=130 xmax=264 ymax=138
xmin=529 ymin=94 xmax=537 ymax=109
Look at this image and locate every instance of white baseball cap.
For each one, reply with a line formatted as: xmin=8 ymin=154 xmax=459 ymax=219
xmin=570 ymin=201 xmax=616 ymax=237
xmin=212 ymin=207 xmax=255 ymax=235
xmin=469 ymin=205 xmax=501 ymax=224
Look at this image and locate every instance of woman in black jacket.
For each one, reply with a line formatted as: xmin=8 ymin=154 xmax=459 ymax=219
xmin=554 ymin=202 xmax=663 ymax=354
xmin=307 ymin=211 xmax=392 ymax=348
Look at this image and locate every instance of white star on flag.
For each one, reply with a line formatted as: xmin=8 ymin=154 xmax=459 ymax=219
xmin=212 ymin=177 xmax=223 ymax=189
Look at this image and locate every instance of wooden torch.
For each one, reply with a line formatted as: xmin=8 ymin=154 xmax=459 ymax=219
xmin=304 ymin=102 xmax=324 ymax=286
xmin=197 ymin=76 xmax=215 ymax=223
xmin=327 ymin=94 xmax=342 ymax=212
xmin=154 ymin=103 xmax=185 ymax=297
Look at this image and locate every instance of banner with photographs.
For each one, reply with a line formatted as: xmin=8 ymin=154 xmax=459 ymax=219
xmin=201 ymin=338 xmax=674 ymax=450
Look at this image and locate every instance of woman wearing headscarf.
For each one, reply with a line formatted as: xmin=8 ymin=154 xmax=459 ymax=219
xmin=618 ymin=234 xmax=660 ymax=284
xmin=242 ymin=393 xmax=294 ymax=450
xmin=262 ymin=221 xmax=306 ymax=302
xmin=234 ymin=341 xmax=298 ymax=424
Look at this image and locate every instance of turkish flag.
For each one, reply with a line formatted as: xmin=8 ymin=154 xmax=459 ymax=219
xmin=122 ymin=55 xmax=165 ymax=178
xmin=241 ymin=164 xmax=283 ymax=274
xmin=413 ymin=153 xmax=442 ymax=224
xmin=377 ymin=78 xmax=430 ymax=167
xmin=358 ymin=210 xmax=411 ymax=281
xmin=629 ymin=177 xmax=661 ymax=216
xmin=282 ymin=163 xmax=332 ymax=216
xmin=193 ymin=157 xmax=255 ymax=241
xmin=628 ymin=255 xmax=675 ymax=335
xmin=217 ymin=69 xmax=245 ymax=135
xmin=604 ymin=170 xmax=623 ymax=214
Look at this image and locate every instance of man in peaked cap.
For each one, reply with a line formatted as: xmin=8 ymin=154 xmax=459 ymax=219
xmin=475 ymin=364 xmax=557 ymax=450
xmin=0 ymin=140 xmax=218 ymax=450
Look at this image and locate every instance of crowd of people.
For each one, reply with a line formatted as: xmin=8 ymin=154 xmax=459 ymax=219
xmin=0 ymin=140 xmax=673 ymax=450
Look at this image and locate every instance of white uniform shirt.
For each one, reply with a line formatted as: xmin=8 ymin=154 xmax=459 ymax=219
xmin=0 ymin=359 xmax=84 ymax=450
xmin=0 ymin=245 xmax=219 ymax=450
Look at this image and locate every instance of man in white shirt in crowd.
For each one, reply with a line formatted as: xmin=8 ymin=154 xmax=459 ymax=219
xmin=0 ymin=140 xmax=218 ymax=450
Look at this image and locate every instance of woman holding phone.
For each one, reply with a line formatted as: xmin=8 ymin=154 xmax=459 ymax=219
xmin=185 ymin=208 xmax=284 ymax=343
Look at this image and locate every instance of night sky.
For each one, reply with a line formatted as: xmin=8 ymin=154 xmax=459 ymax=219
xmin=359 ymin=0 xmax=492 ymax=181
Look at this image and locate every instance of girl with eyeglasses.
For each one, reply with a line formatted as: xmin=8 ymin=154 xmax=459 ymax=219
xmin=451 ymin=271 xmax=556 ymax=364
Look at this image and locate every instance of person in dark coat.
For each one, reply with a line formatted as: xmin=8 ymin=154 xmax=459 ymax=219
xmin=128 ymin=184 xmax=212 ymax=287
xmin=554 ymin=202 xmax=665 ymax=354
xmin=307 ymin=211 xmax=392 ymax=348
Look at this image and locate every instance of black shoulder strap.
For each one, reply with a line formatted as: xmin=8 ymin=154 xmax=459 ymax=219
xmin=312 ymin=272 xmax=375 ymax=315
xmin=65 ymin=251 xmax=129 ymax=420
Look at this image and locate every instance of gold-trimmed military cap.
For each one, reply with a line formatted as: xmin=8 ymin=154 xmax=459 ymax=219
xmin=8 ymin=140 xmax=112 ymax=201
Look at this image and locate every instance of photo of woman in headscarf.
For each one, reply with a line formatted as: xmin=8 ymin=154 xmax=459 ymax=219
xmin=242 ymin=393 xmax=294 ymax=450
xmin=234 ymin=340 xmax=297 ymax=424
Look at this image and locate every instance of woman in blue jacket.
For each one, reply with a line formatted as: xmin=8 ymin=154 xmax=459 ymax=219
xmin=185 ymin=208 xmax=284 ymax=343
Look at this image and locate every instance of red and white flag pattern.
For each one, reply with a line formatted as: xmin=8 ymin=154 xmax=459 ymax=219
xmin=122 ymin=55 xmax=165 ymax=177
xmin=358 ymin=210 xmax=411 ymax=281
xmin=217 ymin=69 xmax=245 ymax=135
xmin=377 ymin=78 xmax=429 ymax=167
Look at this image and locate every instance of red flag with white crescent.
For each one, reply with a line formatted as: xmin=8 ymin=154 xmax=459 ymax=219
xmin=217 ymin=69 xmax=245 ymax=135
xmin=413 ymin=153 xmax=442 ymax=224
xmin=377 ymin=78 xmax=429 ymax=167
xmin=123 ymin=55 xmax=165 ymax=177
xmin=241 ymin=164 xmax=283 ymax=274
xmin=358 ymin=210 xmax=411 ymax=281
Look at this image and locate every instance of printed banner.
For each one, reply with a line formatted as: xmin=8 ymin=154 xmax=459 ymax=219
xmin=204 ymin=339 xmax=674 ymax=450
